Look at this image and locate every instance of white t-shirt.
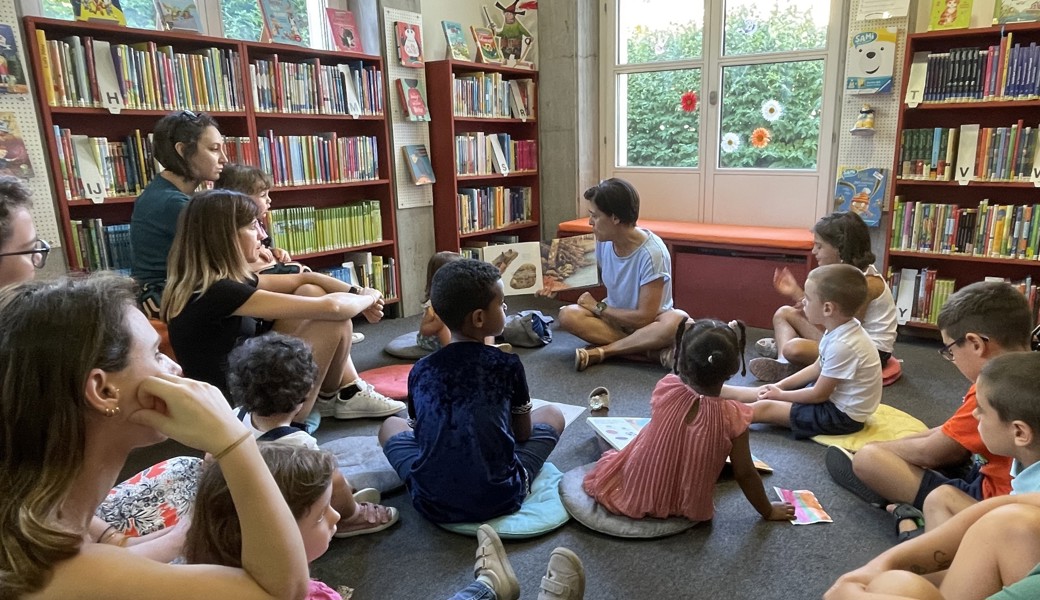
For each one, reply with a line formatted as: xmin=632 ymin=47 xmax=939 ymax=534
xmin=597 ymin=228 xmax=673 ymax=312
xmin=863 ymin=264 xmax=898 ymax=353
xmin=817 ymin=318 xmax=882 ymax=422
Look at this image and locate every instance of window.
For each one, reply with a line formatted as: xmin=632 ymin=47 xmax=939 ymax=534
xmin=43 ymin=0 xmax=157 ymax=28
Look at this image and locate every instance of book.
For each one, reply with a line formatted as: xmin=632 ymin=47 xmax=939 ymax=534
xmin=395 ymin=78 xmax=430 ymax=122
xmin=71 ymin=0 xmax=127 ymax=26
xmin=395 ymin=22 xmax=424 ymax=68
xmin=326 ymin=8 xmax=363 ymax=53
xmin=259 ymin=0 xmax=308 ymax=47
xmin=154 ymin=0 xmax=201 ymax=32
xmin=845 ymin=28 xmax=896 ymax=94
xmin=774 ymin=488 xmax=832 ymax=525
xmin=0 ymin=112 xmax=33 ymax=179
xmin=401 ymin=144 xmax=435 ymax=185
xmin=481 ymin=241 xmax=543 ymax=295
xmin=994 ymin=0 xmax=1040 ymax=24
xmin=834 ymin=167 xmax=886 ymax=227
xmin=442 ymin=20 xmax=471 ymax=61
xmin=471 ymin=26 xmax=503 ymax=64
xmin=540 ymin=234 xmax=599 ymax=292
xmin=0 ymin=24 xmax=29 ymax=94
xmin=928 ymin=0 xmax=973 ymax=30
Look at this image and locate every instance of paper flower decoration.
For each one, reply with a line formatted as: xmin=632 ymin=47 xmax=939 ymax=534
xmin=750 ymin=127 xmax=771 ymax=148
xmin=761 ymin=99 xmax=783 ymax=122
xmin=721 ymin=132 xmax=740 ymax=153
xmin=681 ymin=91 xmax=698 ymax=113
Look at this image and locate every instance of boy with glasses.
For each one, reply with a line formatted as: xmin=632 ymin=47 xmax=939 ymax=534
xmin=0 ymin=176 xmax=48 ymax=287
xmin=827 ymin=281 xmax=1032 ymax=542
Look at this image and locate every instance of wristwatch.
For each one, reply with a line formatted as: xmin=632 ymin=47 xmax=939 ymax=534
xmin=348 ymin=285 xmax=362 ymax=295
xmin=594 ymin=301 xmax=607 ymax=316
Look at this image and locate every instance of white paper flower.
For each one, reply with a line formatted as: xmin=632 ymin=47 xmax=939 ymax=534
xmin=761 ymin=99 xmax=783 ymax=122
xmin=720 ymin=132 xmax=741 ymax=153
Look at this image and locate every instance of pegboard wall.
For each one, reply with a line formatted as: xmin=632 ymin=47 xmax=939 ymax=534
xmin=382 ymin=6 xmax=433 ymax=209
xmin=2 ymin=2 xmax=61 ymax=249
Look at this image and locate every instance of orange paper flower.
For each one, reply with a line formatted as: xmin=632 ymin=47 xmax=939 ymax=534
xmin=680 ymin=91 xmax=698 ymax=113
xmin=750 ymin=127 xmax=771 ymax=148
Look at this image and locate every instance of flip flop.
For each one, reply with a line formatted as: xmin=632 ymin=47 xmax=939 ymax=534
xmin=889 ymin=503 xmax=925 ymax=544
xmin=588 ymin=386 xmax=610 ymax=411
xmin=574 ymin=347 xmax=604 ymax=372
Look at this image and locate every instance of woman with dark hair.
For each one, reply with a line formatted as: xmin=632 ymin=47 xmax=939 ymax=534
xmin=0 ymin=175 xmax=48 ymax=287
xmin=131 ymin=111 xmax=227 ymax=317
xmin=556 ymin=178 xmax=689 ymax=371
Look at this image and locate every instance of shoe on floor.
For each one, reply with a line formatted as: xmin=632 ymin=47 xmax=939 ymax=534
xmin=748 ymin=357 xmax=800 ymax=383
xmin=825 ymin=446 xmax=887 ymax=508
xmin=334 ymin=380 xmax=406 ymax=419
xmin=352 ymin=487 xmax=380 ymax=504
xmin=333 ymin=502 xmax=398 ymax=538
xmin=352 ymin=331 xmax=365 ymax=344
xmin=537 ymin=547 xmax=585 ymax=600
xmin=475 ymin=524 xmax=519 ymax=600
xmin=315 ymin=392 xmax=338 ymax=417
xmin=574 ymin=347 xmax=604 ymax=372
xmin=755 ymin=337 xmax=778 ymax=359
xmin=889 ymin=503 xmax=925 ymax=544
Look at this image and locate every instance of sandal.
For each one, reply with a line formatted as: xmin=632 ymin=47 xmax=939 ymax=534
xmin=574 ymin=347 xmax=604 ymax=372
xmin=889 ymin=503 xmax=925 ymax=544
xmin=588 ymin=386 xmax=610 ymax=411
xmin=334 ymin=502 xmax=399 ymax=538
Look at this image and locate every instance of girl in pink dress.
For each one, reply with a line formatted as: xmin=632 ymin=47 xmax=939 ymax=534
xmin=583 ymin=319 xmax=795 ymax=523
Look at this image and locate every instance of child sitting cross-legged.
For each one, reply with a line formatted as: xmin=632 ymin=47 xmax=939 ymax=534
xmin=227 ymin=332 xmax=398 ymax=538
xmin=725 ymin=263 xmax=883 ymax=439
xmin=418 ymin=250 xmax=506 ymax=352
xmin=378 ymin=258 xmax=567 ymax=524
xmin=583 ymin=319 xmax=795 ymax=522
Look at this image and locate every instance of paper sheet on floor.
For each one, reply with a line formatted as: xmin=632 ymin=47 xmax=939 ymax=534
xmin=531 ymin=398 xmax=586 ymax=428
xmin=775 ymin=487 xmax=832 ymax=525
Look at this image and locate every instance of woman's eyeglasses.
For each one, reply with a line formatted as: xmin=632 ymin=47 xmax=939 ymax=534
xmin=0 ymin=239 xmax=51 ymax=269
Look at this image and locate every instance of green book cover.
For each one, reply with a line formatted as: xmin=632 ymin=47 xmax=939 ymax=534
xmin=929 ymin=0 xmax=973 ymax=31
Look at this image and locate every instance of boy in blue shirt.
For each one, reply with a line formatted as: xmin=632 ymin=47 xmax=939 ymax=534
xmin=378 ymin=259 xmax=566 ymax=523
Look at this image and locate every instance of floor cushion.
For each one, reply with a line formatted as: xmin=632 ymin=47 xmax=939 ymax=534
xmin=437 ymin=463 xmax=569 ymax=539
xmin=384 ymin=331 xmax=433 ymax=360
xmin=358 ymin=364 xmax=412 ymax=400
xmin=322 ymin=435 xmax=405 ymax=494
xmin=882 ymin=356 xmax=903 ymax=386
xmin=812 ymin=403 xmax=927 ymax=452
xmin=559 ymin=463 xmax=697 ymax=538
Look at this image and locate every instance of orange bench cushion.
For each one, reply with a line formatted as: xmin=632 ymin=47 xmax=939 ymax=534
xmin=557 ymin=218 xmax=813 ymax=251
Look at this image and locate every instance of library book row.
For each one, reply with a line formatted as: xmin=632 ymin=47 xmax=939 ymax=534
xmin=251 ymin=58 xmax=384 ymax=116
xmin=458 ymin=233 xmax=526 ymax=260
xmin=37 ymin=31 xmax=244 ymax=111
xmin=255 ymin=132 xmax=380 ymax=187
xmin=457 ymin=186 xmax=533 ymax=234
xmin=451 ymin=73 xmax=535 ymax=120
xmin=890 ymin=198 xmax=1040 ymax=260
xmin=267 ymin=200 xmax=383 ymax=257
xmin=898 ymin=123 xmax=1040 ymax=182
xmin=890 ymin=267 xmax=1040 ymax=328
xmin=329 ymin=252 xmax=399 ymax=301
xmin=917 ymin=34 xmax=1040 ymax=103
xmin=455 ymin=133 xmax=536 ymax=176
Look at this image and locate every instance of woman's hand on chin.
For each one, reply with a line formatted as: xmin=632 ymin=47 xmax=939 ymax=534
xmin=130 ymin=373 xmax=246 ymax=454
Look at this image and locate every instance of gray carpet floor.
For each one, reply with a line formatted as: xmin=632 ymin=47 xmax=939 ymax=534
xmin=124 ymin=296 xmax=968 ymax=600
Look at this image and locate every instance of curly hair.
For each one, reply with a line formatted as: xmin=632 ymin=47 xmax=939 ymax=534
xmin=430 ymin=258 xmax=501 ymax=331
xmin=673 ymin=319 xmax=746 ymax=392
xmin=227 ymin=333 xmax=318 ymax=416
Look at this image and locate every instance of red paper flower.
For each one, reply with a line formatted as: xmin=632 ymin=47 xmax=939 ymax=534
xmin=680 ymin=91 xmax=698 ymax=113
xmin=750 ymin=127 xmax=771 ymax=148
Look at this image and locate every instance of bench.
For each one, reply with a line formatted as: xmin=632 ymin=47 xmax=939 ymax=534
xmin=556 ymin=219 xmax=815 ymax=329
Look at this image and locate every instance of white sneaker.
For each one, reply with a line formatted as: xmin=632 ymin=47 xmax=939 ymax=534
xmin=315 ymin=392 xmax=338 ymax=417
xmin=334 ymin=380 xmax=405 ymax=419
xmin=352 ymin=331 xmax=365 ymax=344
xmin=755 ymin=337 xmax=778 ymax=359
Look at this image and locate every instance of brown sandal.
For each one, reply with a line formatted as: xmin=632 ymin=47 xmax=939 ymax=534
xmin=574 ymin=347 xmax=604 ymax=372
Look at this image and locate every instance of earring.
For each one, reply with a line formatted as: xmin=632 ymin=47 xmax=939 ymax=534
xmin=104 ymin=405 xmax=121 ymax=418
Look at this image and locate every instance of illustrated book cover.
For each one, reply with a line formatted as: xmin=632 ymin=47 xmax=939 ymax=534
xmin=0 ymin=24 xmax=28 ymax=94
xmin=154 ymin=0 xmax=201 ymax=32
xmin=442 ymin=20 xmax=471 ymax=61
xmin=834 ymin=167 xmax=886 ymax=227
xmin=395 ymin=78 xmax=430 ymax=121
xmin=774 ymin=488 xmax=833 ymax=525
xmin=928 ymin=0 xmax=973 ymax=30
xmin=326 ymin=8 xmax=363 ymax=53
xmin=71 ymin=0 xmax=127 ymax=26
xmin=481 ymin=241 xmax=543 ymax=295
xmin=470 ymin=26 xmax=503 ymax=64
xmin=0 ymin=112 xmax=34 ymax=178
xmin=259 ymin=0 xmax=308 ymax=46
xmin=845 ymin=28 xmax=896 ymax=94
xmin=395 ymin=22 xmax=424 ymax=68
xmin=401 ymin=144 xmax=435 ymax=185
xmin=540 ymin=234 xmax=598 ymax=292
xmin=994 ymin=0 xmax=1040 ymax=23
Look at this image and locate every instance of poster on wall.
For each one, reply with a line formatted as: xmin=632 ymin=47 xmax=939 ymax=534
xmin=845 ymin=27 xmax=897 ymax=95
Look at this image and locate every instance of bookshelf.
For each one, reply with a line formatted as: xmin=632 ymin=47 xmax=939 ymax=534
xmin=23 ymin=16 xmax=400 ymax=303
xmin=888 ymin=23 xmax=1040 ymax=331
xmin=424 ymin=59 xmax=539 ymax=252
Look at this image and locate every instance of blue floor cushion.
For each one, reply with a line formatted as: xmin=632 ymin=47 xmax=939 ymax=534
xmin=559 ymin=463 xmax=698 ymax=539
xmin=438 ymin=463 xmax=569 ymax=539
xmin=384 ymin=331 xmax=433 ymax=360
xmin=321 ymin=435 xmax=405 ymax=494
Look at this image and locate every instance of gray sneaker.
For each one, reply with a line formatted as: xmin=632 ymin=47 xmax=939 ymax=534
xmin=537 ymin=547 xmax=585 ymax=600
xmin=755 ymin=337 xmax=778 ymax=359
xmin=475 ymin=524 xmax=519 ymax=600
xmin=334 ymin=380 xmax=405 ymax=419
xmin=748 ymin=357 xmax=800 ymax=383
xmin=825 ymin=445 xmax=887 ymax=507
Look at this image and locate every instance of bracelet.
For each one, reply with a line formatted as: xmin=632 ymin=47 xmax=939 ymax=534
xmin=98 ymin=525 xmax=117 ymax=544
xmin=213 ymin=431 xmax=252 ymax=461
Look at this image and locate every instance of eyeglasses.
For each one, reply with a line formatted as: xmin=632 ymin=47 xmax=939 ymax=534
xmin=0 ymin=238 xmax=50 ymax=269
xmin=939 ymin=334 xmax=989 ymax=361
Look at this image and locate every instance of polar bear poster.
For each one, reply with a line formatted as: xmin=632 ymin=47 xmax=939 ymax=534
xmin=845 ymin=27 xmax=897 ymax=94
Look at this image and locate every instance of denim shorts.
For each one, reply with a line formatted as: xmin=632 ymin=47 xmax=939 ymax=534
xmin=789 ymin=401 xmax=864 ymax=440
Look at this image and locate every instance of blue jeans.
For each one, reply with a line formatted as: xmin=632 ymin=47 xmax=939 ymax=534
xmin=448 ymin=581 xmax=496 ymax=600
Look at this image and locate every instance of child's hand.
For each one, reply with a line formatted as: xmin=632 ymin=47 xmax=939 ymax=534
xmin=272 ymin=247 xmax=292 ymax=262
xmin=765 ymin=501 xmax=796 ymax=521
xmin=772 ymin=267 xmax=803 ymax=300
xmin=757 ymin=384 xmax=783 ymax=400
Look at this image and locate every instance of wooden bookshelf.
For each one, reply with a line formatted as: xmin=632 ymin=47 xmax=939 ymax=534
xmin=23 ymin=16 xmax=400 ymax=301
xmin=888 ymin=23 xmax=1040 ymax=332
xmin=424 ymin=59 xmax=540 ymax=252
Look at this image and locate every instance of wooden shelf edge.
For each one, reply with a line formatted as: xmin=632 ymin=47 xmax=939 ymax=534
xmin=49 ymin=106 xmax=247 ymax=116
xmin=453 ymin=116 xmax=537 ymax=124
xmin=457 ymin=171 xmax=538 ymax=181
xmin=270 ymin=179 xmax=390 ymax=191
xmin=895 ymin=179 xmax=1037 ymax=188
xmin=68 ymin=196 xmax=137 ymax=206
xmin=889 ymin=250 xmax=1040 ymax=265
xmin=254 ymin=112 xmax=385 ymax=120
xmin=910 ymin=99 xmax=1040 ymax=110
xmin=459 ymin=221 xmax=539 ymax=239
xmin=293 ymin=240 xmax=395 ymax=260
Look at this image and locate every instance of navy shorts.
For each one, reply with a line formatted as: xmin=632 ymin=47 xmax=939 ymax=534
xmin=789 ymin=401 xmax=864 ymax=440
xmin=913 ymin=463 xmax=984 ymax=509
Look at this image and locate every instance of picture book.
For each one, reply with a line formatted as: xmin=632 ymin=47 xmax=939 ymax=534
xmin=994 ymin=0 xmax=1040 ymax=23
xmin=395 ymin=78 xmax=430 ymax=122
xmin=481 ymin=241 xmax=543 ymax=295
xmin=259 ymin=0 xmax=308 ymax=47
xmin=0 ymin=112 xmax=34 ymax=179
xmin=470 ymin=26 xmax=503 ymax=64
xmin=401 ymin=144 xmax=435 ymax=185
xmin=395 ymin=22 xmax=424 ymax=68
xmin=774 ymin=488 xmax=833 ymax=525
xmin=845 ymin=28 xmax=896 ymax=95
xmin=72 ymin=0 xmax=127 ymax=26
xmin=834 ymin=167 xmax=886 ymax=227
xmin=326 ymin=8 xmax=363 ymax=53
xmin=928 ymin=0 xmax=972 ymax=30
xmin=0 ymin=24 xmax=29 ymax=94
xmin=540 ymin=234 xmax=599 ymax=292
xmin=154 ymin=0 xmax=201 ymax=32
xmin=531 ymin=398 xmax=586 ymax=428
xmin=442 ymin=20 xmax=472 ymax=61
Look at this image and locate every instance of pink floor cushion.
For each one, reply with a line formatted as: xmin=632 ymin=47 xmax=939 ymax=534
xmin=882 ymin=356 xmax=903 ymax=387
xmin=359 ymin=364 xmax=413 ymax=400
